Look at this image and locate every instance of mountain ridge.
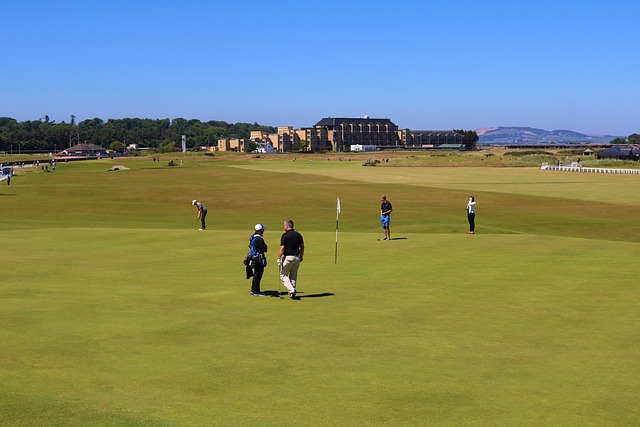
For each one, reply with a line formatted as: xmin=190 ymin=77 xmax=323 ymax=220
xmin=476 ymin=126 xmax=618 ymax=144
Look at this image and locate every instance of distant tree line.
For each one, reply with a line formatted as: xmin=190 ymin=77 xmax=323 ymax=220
xmin=0 ymin=116 xmax=276 ymax=153
xmin=610 ymin=134 xmax=640 ymax=145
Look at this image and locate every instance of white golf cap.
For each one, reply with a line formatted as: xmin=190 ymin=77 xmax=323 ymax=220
xmin=191 ymin=200 xmax=197 ymax=205
xmin=254 ymin=223 xmax=266 ymax=231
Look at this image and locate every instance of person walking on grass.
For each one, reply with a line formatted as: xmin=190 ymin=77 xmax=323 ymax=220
xmin=192 ymin=199 xmax=207 ymax=230
xmin=247 ymin=224 xmax=268 ymax=296
xmin=277 ymin=219 xmax=304 ymax=299
xmin=467 ymin=196 xmax=476 ymax=234
xmin=380 ymin=194 xmax=393 ymax=240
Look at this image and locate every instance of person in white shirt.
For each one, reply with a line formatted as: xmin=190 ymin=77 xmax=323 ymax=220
xmin=466 ymin=196 xmax=476 ymax=234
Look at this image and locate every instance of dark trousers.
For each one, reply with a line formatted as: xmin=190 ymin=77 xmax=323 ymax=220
xmin=467 ymin=212 xmax=475 ymax=232
xmin=251 ymin=263 xmax=264 ymax=294
xmin=200 ymin=209 xmax=207 ymax=229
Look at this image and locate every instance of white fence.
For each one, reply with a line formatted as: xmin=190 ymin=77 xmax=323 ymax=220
xmin=541 ymin=163 xmax=640 ymax=174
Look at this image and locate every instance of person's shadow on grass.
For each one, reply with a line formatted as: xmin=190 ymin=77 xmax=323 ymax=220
xmin=263 ymin=290 xmax=335 ymax=300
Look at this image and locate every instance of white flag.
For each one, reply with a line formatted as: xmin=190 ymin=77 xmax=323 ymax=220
xmin=337 ymin=197 xmax=341 ymax=214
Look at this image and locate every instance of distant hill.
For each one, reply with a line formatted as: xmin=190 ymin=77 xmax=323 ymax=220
xmin=476 ymin=127 xmax=617 ymax=144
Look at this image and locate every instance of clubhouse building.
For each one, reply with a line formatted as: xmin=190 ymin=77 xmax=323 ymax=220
xmin=217 ymin=117 xmax=468 ymax=153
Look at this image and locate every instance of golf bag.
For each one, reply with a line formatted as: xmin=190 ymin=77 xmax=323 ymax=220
xmin=243 ymin=234 xmax=266 ymax=268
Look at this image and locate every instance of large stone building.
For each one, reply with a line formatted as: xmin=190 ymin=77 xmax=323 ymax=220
xmin=245 ymin=117 xmax=467 ymax=153
xmin=217 ymin=138 xmax=246 ymax=152
xmin=399 ymin=130 xmax=465 ymax=147
xmin=250 ymin=126 xmax=332 ymax=153
xmin=314 ymin=117 xmax=398 ymax=151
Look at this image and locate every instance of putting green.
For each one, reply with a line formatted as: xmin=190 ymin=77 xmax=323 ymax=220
xmin=1 ymin=155 xmax=639 ymax=426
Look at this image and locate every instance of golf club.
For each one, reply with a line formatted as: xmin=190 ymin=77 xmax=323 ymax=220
xmin=277 ymin=262 xmax=284 ymax=299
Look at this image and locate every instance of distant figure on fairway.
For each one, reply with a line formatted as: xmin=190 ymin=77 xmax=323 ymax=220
xmin=277 ymin=219 xmax=304 ymax=299
xmin=467 ymin=196 xmax=476 ymax=234
xmin=246 ymin=223 xmax=268 ymax=296
xmin=380 ymin=195 xmax=393 ymax=240
xmin=192 ymin=199 xmax=207 ymax=230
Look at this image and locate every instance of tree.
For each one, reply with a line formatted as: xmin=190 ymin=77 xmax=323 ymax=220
xmin=245 ymin=141 xmax=257 ymax=153
xmin=45 ymin=123 xmax=72 ymax=152
xmin=110 ymin=141 xmax=125 ymax=154
xmin=610 ymin=137 xmax=627 ymax=144
xmin=628 ymin=133 xmax=640 ymax=144
xmin=0 ymin=116 xmax=277 ymax=153
xmin=159 ymin=140 xmax=177 ymax=153
xmin=454 ymin=129 xmax=479 ymax=151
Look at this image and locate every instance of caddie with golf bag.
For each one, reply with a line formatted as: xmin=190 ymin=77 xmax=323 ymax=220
xmin=244 ymin=224 xmax=268 ymax=296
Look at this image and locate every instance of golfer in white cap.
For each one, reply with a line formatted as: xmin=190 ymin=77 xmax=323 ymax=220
xmin=192 ymin=199 xmax=208 ymax=230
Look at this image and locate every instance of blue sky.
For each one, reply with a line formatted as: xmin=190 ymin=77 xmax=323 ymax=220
xmin=1 ymin=0 xmax=638 ymax=135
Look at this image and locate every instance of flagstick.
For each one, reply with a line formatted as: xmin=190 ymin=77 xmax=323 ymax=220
xmin=335 ymin=196 xmax=340 ymax=264
xmin=334 ymin=221 xmax=339 ymax=264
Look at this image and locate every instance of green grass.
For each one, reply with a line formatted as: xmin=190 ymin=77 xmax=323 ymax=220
xmin=1 ymin=154 xmax=639 ymax=426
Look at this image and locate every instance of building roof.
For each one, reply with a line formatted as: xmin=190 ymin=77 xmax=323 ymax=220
xmin=314 ymin=117 xmax=395 ymax=127
xmin=66 ymin=143 xmax=107 ymax=152
xmin=411 ymin=130 xmax=461 ymax=136
xmin=597 ymin=146 xmax=640 ymax=157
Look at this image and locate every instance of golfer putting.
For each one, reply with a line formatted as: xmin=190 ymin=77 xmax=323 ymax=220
xmin=191 ymin=199 xmax=207 ymax=230
xmin=277 ymin=219 xmax=304 ymax=299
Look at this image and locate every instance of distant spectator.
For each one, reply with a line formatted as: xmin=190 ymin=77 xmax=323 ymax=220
xmin=467 ymin=196 xmax=476 ymax=234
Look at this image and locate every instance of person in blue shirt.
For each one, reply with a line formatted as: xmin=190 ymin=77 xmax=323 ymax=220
xmin=380 ymin=195 xmax=393 ymax=240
